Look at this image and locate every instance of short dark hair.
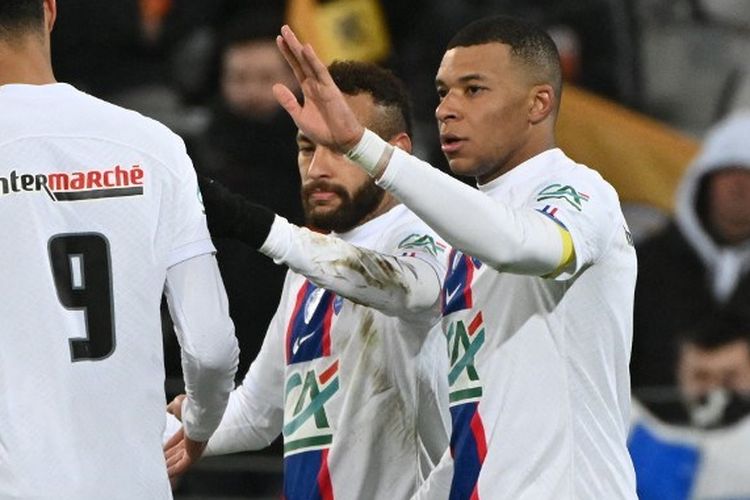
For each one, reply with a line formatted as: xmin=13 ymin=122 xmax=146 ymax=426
xmin=680 ymin=312 xmax=750 ymax=351
xmin=329 ymin=60 xmax=413 ymax=140
xmin=447 ymin=16 xmax=562 ymax=101
xmin=0 ymin=0 xmax=44 ymax=39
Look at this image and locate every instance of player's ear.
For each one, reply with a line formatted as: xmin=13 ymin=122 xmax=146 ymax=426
xmin=44 ymin=0 xmax=57 ymax=32
xmin=389 ymin=132 xmax=412 ymax=155
xmin=528 ymin=83 xmax=555 ymax=124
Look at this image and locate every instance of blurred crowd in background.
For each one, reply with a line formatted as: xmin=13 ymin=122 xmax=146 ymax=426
xmin=49 ymin=0 xmax=750 ymax=498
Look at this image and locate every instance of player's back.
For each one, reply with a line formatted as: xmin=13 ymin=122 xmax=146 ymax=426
xmin=0 ymin=83 xmax=203 ymax=499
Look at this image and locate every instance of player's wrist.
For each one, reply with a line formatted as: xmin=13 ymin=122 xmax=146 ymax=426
xmin=345 ymin=128 xmax=394 ymax=178
xmin=200 ymin=177 xmax=275 ymax=249
xmin=232 ymin=200 xmax=275 ymax=250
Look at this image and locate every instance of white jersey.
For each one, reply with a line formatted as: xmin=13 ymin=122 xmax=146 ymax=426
xmin=0 ymin=83 xmax=218 ymax=499
xmin=378 ymin=148 xmax=638 ymax=499
xmin=205 ymin=204 xmax=451 ymax=499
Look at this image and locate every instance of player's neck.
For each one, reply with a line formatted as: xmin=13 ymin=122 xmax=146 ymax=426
xmin=0 ymin=35 xmax=56 ymax=86
xmin=357 ymin=193 xmax=399 ymax=228
xmin=477 ymin=130 xmax=556 ymax=185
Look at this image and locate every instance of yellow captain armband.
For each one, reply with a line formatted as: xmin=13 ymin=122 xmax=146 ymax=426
xmin=543 ymin=226 xmax=575 ymax=279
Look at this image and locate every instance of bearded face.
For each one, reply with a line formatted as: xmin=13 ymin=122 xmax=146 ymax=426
xmin=301 ymin=176 xmax=385 ymax=233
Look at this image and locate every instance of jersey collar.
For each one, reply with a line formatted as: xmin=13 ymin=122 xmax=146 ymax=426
xmin=333 ymin=204 xmax=405 ymax=245
xmin=478 ymin=148 xmax=565 ymax=195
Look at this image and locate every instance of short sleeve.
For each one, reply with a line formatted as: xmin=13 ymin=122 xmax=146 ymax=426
xmin=526 ymin=177 xmax=620 ymax=280
xmin=166 ymin=143 xmax=215 ymax=267
xmin=385 ymin=216 xmax=450 ymax=281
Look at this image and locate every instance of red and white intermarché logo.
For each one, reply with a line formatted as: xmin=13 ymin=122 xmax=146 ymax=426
xmin=0 ymin=164 xmax=144 ymax=201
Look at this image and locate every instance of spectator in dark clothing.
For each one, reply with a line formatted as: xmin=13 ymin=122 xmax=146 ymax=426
xmin=632 ymin=111 xmax=750 ymax=392
xmin=677 ymin=313 xmax=750 ymax=428
xmin=628 ymin=313 xmax=750 ymax=500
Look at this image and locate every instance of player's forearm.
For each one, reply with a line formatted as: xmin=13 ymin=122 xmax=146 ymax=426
xmin=179 ymin=341 xmax=239 ymax=442
xmin=350 ymin=130 xmax=566 ymax=275
xmin=260 ymin=216 xmax=442 ymax=316
xmin=204 ymin=382 xmax=282 ymax=456
xmin=166 ymin=255 xmax=240 ymax=441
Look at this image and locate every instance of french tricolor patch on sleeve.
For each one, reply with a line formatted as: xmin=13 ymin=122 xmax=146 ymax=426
xmin=536 ymin=205 xmax=568 ymax=230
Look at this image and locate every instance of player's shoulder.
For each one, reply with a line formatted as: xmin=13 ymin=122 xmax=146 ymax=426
xmin=74 ymin=89 xmax=184 ymax=152
xmin=385 ymin=205 xmax=449 ymax=259
xmin=384 ymin=204 xmax=438 ymax=237
xmin=27 ymin=85 xmax=186 ymax=170
xmin=533 ymin=149 xmax=622 ymax=211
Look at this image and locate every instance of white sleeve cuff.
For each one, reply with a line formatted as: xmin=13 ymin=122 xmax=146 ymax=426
xmin=259 ymin=215 xmax=294 ymax=264
xmin=345 ymin=128 xmax=395 ymax=177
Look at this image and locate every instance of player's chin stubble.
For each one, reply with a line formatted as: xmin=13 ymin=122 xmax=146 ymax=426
xmin=302 ymin=180 xmax=385 ymax=233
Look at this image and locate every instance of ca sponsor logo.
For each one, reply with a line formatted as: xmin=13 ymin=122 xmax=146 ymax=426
xmin=283 ymin=360 xmax=340 ymax=456
xmin=397 ymin=233 xmax=447 ymax=257
xmin=446 ymin=312 xmax=485 ymax=406
xmin=536 ymin=183 xmax=590 ymax=211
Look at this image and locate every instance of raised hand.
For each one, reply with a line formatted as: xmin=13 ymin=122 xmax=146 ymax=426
xmin=273 ymin=25 xmax=364 ymax=154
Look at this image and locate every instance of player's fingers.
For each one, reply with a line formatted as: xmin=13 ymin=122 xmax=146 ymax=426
xmin=163 ymin=428 xmax=184 ymax=451
xmin=184 ymin=438 xmax=208 ymax=461
xmin=167 ymin=459 xmax=188 ymax=479
xmin=164 ymin=440 xmax=184 ymax=462
xmin=174 ymin=456 xmax=193 ymax=478
xmin=302 ymin=43 xmax=335 ymax=86
xmin=273 ymin=84 xmax=302 ymax=122
xmin=165 ymin=448 xmax=185 ymax=472
xmin=277 ymin=35 xmax=306 ymax=84
xmin=280 ymin=25 xmax=317 ymax=79
xmin=280 ymin=25 xmax=305 ymax=59
xmin=164 ymin=437 xmax=185 ymax=461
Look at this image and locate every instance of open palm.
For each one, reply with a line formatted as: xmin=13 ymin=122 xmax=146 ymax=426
xmin=273 ymin=25 xmax=364 ymax=154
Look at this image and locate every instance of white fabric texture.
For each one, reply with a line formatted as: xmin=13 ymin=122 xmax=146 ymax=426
xmin=377 ymin=147 xmax=638 ymax=499
xmin=260 ymin=214 xmax=443 ymax=316
xmin=205 ymin=204 xmax=451 ymax=499
xmin=0 ymin=83 xmax=237 ymax=499
xmin=165 ymin=254 xmax=239 ymax=441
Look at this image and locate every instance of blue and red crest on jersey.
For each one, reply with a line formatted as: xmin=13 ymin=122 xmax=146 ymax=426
xmin=285 ymin=281 xmax=337 ymax=365
xmin=443 ymin=249 xmax=483 ymax=316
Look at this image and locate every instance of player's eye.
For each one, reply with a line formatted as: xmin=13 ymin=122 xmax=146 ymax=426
xmin=436 ymin=87 xmax=448 ymax=100
xmin=298 ymin=144 xmax=315 ymax=155
xmin=466 ymin=85 xmax=485 ymax=96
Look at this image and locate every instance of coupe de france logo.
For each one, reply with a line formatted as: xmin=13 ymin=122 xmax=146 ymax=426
xmin=536 ymin=183 xmax=590 ymax=211
xmin=283 ymin=360 xmax=340 ymax=456
xmin=446 ymin=311 xmax=485 ymax=406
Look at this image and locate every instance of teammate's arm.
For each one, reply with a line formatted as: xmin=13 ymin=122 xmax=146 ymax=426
xmin=163 ymin=253 xmax=239 ymax=473
xmin=200 ymin=177 xmax=443 ymax=317
xmin=261 ymin=217 xmax=443 ymax=316
xmin=272 ymin=26 xmax=572 ymax=277
xmin=165 ymin=303 xmax=286 ymax=479
xmin=371 ymin=142 xmax=574 ymax=277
